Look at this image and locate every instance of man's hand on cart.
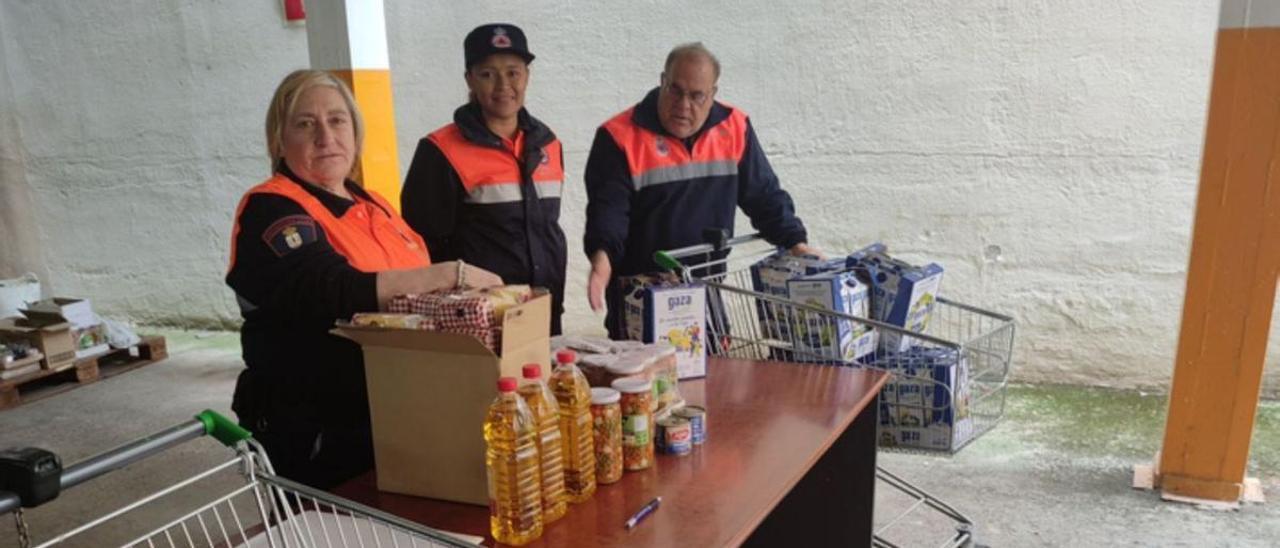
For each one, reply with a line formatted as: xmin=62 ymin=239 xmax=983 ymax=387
xmin=788 ymin=242 xmax=826 ymax=259
xmin=588 ymin=250 xmax=612 ymax=313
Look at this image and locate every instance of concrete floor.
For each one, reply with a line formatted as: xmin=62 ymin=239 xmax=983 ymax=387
xmin=1 ymin=329 xmax=1277 ymax=547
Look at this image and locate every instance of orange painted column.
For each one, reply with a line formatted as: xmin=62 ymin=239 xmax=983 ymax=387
xmin=1158 ymin=0 xmax=1280 ymax=504
xmin=304 ymin=0 xmax=403 ymax=209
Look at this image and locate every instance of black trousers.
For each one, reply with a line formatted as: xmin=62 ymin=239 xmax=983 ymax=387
xmin=252 ymin=424 xmax=374 ymax=490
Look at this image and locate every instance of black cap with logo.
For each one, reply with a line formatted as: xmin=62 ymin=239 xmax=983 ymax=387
xmin=464 ymin=23 xmax=535 ymax=69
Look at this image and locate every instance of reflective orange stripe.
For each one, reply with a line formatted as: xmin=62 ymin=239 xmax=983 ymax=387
xmin=602 ymin=106 xmax=748 ymax=190
xmin=427 ymin=124 xmax=564 ymax=204
xmin=229 ymin=175 xmax=431 ymax=272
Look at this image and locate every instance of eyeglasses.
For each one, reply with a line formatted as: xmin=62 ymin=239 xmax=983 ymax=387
xmin=662 ymin=82 xmax=714 ymax=107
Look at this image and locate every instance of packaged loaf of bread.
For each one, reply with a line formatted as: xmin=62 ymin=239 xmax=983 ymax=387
xmin=349 ymin=313 xmax=432 ymax=329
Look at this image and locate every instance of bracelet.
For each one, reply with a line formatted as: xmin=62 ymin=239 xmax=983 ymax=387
xmin=456 ymin=260 xmax=466 ymax=289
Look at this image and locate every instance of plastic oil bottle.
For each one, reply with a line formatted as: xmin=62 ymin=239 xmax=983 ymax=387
xmin=484 ymin=377 xmax=543 ymax=545
xmin=549 ymin=349 xmax=597 ymax=502
xmin=518 ymin=363 xmax=568 ymax=523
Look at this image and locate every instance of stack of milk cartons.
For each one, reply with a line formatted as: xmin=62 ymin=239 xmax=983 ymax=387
xmin=845 ymin=244 xmax=945 ymax=354
xmin=874 ymin=346 xmax=974 ymax=451
xmin=748 ymin=252 xmax=844 ymax=342
xmin=785 ymin=270 xmax=877 ymax=364
xmin=620 ymin=273 xmax=707 ymax=379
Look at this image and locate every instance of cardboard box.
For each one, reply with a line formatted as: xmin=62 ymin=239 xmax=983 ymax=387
xmin=846 ymin=245 xmax=944 ymax=353
xmin=748 ymin=252 xmax=844 ymax=340
xmin=0 ymin=317 xmax=76 ymax=370
xmin=875 ymin=347 xmax=973 ymax=451
xmin=21 ymin=298 xmax=110 ymax=358
xmin=332 ymin=294 xmax=551 ymax=506
xmin=786 ymin=271 xmax=877 ymax=364
xmin=621 ymin=276 xmax=707 ymax=379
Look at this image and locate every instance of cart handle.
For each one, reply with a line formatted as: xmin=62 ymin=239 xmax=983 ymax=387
xmin=653 ymin=250 xmax=684 ymax=272
xmin=196 ymin=409 xmax=252 ymax=447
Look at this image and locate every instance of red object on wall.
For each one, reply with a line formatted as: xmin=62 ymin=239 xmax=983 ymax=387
xmin=284 ymin=0 xmax=306 ymax=21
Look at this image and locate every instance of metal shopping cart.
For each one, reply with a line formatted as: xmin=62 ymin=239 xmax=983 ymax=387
xmin=652 ymin=232 xmax=1015 ymax=548
xmin=1 ymin=410 xmax=474 ymax=548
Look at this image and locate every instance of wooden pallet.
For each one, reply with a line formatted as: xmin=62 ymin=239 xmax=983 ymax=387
xmin=0 ymin=336 xmax=168 ymax=411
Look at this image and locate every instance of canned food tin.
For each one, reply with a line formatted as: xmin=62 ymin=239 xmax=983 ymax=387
xmin=656 ymin=416 xmax=692 ymax=455
xmin=674 ymin=405 xmax=706 ymax=444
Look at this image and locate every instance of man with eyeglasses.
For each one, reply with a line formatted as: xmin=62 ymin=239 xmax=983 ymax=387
xmin=584 ymin=42 xmax=818 ymax=339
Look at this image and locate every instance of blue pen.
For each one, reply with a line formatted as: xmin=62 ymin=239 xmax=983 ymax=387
xmin=624 ymin=496 xmax=663 ymax=530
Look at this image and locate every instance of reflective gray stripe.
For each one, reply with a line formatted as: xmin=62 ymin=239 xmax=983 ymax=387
xmin=464 ymin=180 xmax=563 ymax=204
xmin=535 ymin=180 xmax=563 ymax=199
xmin=633 ymin=160 xmax=738 ymax=190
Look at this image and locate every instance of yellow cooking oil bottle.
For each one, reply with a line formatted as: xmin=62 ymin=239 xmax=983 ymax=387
xmin=518 ymin=363 xmax=568 ymax=523
xmin=484 ymin=377 xmax=543 ymax=545
xmin=549 ymin=349 xmax=597 ymax=502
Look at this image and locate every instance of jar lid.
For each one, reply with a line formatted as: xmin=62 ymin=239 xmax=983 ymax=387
xmin=604 ymin=355 xmax=645 ymax=375
xmin=590 ymin=387 xmax=621 ymax=405
xmin=580 ymin=353 xmax=620 ymax=368
xmin=611 ymin=376 xmax=653 ymax=394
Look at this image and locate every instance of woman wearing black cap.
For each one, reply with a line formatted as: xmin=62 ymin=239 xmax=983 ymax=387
xmin=401 ymin=23 xmax=568 ymax=334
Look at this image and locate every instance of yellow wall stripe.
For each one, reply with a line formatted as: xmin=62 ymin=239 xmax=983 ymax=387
xmin=332 ymin=68 xmax=401 ymax=210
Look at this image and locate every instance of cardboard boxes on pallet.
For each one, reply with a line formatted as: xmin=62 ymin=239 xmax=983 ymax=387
xmin=0 ymin=317 xmax=76 ymax=371
xmin=332 ymin=293 xmax=551 ymax=506
xmin=20 ymin=298 xmax=109 ymax=359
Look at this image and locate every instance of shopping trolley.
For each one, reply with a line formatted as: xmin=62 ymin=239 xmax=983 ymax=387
xmin=652 ymin=232 xmax=1015 ymax=548
xmin=1 ymin=410 xmax=473 ymax=548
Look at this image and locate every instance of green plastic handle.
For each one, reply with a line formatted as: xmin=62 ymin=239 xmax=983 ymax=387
xmin=653 ymin=251 xmax=682 ymax=272
xmin=196 ymin=409 xmax=253 ymax=446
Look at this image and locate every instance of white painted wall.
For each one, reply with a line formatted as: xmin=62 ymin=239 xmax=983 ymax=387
xmin=2 ymin=1 xmax=1275 ymax=394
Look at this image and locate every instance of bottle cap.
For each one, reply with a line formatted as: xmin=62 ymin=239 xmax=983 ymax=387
xmin=497 ymin=377 xmax=518 ymax=392
xmin=521 ymin=363 xmax=541 ymax=379
xmin=555 ymin=349 xmax=577 ymax=364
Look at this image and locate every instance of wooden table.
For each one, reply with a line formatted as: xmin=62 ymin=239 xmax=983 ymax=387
xmin=334 ymin=357 xmax=889 ymax=547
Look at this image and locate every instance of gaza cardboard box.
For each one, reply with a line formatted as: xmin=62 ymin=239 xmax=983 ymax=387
xmin=331 ymin=293 xmax=551 ymax=506
xmin=846 ymin=246 xmax=944 ymax=353
xmin=621 ymin=275 xmax=707 ymax=379
xmin=785 ymin=270 xmax=876 ymax=364
xmin=748 ymin=252 xmax=844 ymax=340
xmin=875 ymin=347 xmax=974 ymax=451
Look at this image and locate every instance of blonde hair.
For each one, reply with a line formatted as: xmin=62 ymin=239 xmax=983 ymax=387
xmin=264 ymin=70 xmax=365 ymax=173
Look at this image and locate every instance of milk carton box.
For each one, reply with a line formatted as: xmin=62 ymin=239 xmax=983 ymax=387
xmin=874 ymin=347 xmax=973 ymax=451
xmin=749 ymin=252 xmax=844 ymax=341
xmin=785 ymin=271 xmax=876 ymax=364
xmin=621 ymin=275 xmax=707 ymax=379
xmin=846 ymin=245 xmax=945 ymax=353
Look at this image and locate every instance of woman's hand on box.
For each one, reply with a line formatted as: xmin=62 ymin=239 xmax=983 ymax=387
xmin=375 ymin=262 xmax=504 ymax=309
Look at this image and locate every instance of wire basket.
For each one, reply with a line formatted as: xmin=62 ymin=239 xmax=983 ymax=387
xmin=655 ymin=234 xmax=1015 ymax=455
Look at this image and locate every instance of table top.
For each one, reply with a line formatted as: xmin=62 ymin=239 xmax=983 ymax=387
xmin=334 ymin=356 xmax=888 ymax=547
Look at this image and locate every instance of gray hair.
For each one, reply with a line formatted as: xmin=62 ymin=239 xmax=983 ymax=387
xmin=664 ymin=42 xmax=721 ymax=80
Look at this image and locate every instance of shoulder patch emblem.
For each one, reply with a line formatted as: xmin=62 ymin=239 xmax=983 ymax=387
xmin=262 ymin=215 xmax=319 ymax=257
